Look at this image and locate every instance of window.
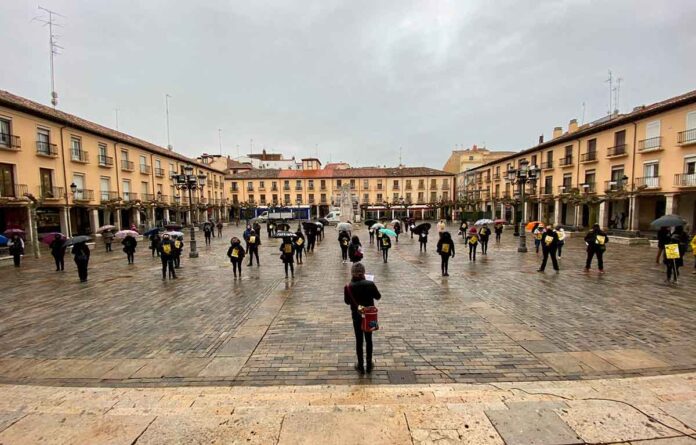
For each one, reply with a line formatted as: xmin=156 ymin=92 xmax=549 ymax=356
xmin=363 ymin=179 xmax=369 ymax=189
xmin=405 ymin=192 xmax=411 ymax=202
xmin=308 ymin=179 xmax=314 ymax=189
xmin=468 ymin=156 xmax=474 ymax=160
xmin=392 ymin=193 xmax=399 ymax=201
xmin=296 ymin=179 xmax=302 ymax=189
xmin=442 ymin=191 xmax=449 ymax=201
xmin=336 ymin=179 xmax=342 ymax=187
xmin=155 ymin=159 xmax=161 ymax=169
xmin=272 ymin=194 xmax=278 ymax=203
xmin=614 ymin=130 xmax=626 ymax=147
xmin=544 ymin=176 xmax=553 ymax=194
xmin=430 ymin=178 xmax=437 ymax=189
xmin=122 ymin=180 xmax=131 ymax=200
xmin=284 ymin=180 xmax=290 ymax=190
xmin=320 ymin=193 xmax=326 ymax=202
xmin=418 ymin=191 xmax=424 ymax=202
xmin=39 ymin=168 xmax=54 ymax=197
xmin=546 ymin=150 xmax=553 ymax=162
xmin=72 ymin=174 xmax=86 ymax=200
xmin=363 ymin=193 xmax=369 ymax=202
xmin=141 ymin=182 xmax=149 ymax=196
xmin=587 ymin=139 xmax=597 ymax=153
xmin=646 ymin=120 xmax=660 ymax=139
xmin=71 ymin=137 xmax=82 ymax=160
xmin=611 ymin=166 xmax=625 ymax=182
xmin=98 ymin=143 xmax=107 ymax=158
xmin=0 ymin=163 xmax=15 ymax=197
xmin=296 ymin=194 xmax=302 ymax=203
xmin=405 ymin=179 xmax=411 ymax=189
xmin=249 ymin=194 xmax=254 ymax=203
xmin=320 ymin=180 xmax=326 ymax=189
xmin=308 ymin=193 xmax=314 ymax=202
xmin=272 ymin=181 xmax=278 ymax=191
xmin=376 ymin=179 xmax=383 ymax=190
xmin=100 ymin=177 xmax=111 ymax=201
xmin=259 ymin=180 xmax=265 ymax=189
xmin=531 ymin=155 xmax=537 ymax=166
xmin=260 ymin=194 xmax=266 ymax=203
xmin=418 ymin=179 xmax=424 ymax=189
xmin=350 ymin=179 xmax=355 ymax=189
xmin=121 ymin=149 xmax=129 ymax=161
xmin=140 ymin=155 xmax=146 ymax=166
xmin=169 ymin=162 xmax=175 ymax=173
xmin=393 ymin=180 xmax=399 ymax=189
xmin=430 ymin=191 xmax=437 ymax=202
xmin=562 ymin=173 xmax=572 ymax=189
xmin=37 ymin=128 xmax=51 ymax=154
xmin=284 ymin=194 xmax=290 ymax=203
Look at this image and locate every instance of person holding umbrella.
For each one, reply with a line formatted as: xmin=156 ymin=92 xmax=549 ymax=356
xmin=279 ymin=236 xmax=295 ymax=278
xmin=656 ymin=226 xmax=670 ymax=265
xmin=478 ymin=224 xmax=491 ymax=255
xmin=419 ymin=229 xmax=429 ymax=252
xmin=556 ymin=226 xmax=566 ymax=259
xmin=294 ymin=230 xmax=306 ymax=264
xmin=203 ymin=222 xmax=212 ymax=246
xmin=663 ymin=226 xmax=689 ymax=283
xmin=306 ymin=226 xmax=317 ymax=253
xmin=466 ymin=227 xmax=479 ymax=262
xmin=173 ymin=235 xmax=184 ymax=268
xmin=348 ymin=235 xmax=363 ymax=263
xmin=584 ymin=224 xmax=608 ymax=273
xmin=494 ymin=223 xmax=503 ymax=244
xmin=103 ymin=230 xmax=115 ymax=252
xmin=246 ymin=229 xmax=261 ymax=266
xmin=344 ymin=262 xmax=381 ymax=375
xmin=338 ymin=230 xmax=351 ymax=263
xmin=538 ymin=226 xmax=560 ymax=273
xmin=122 ymin=233 xmax=138 ymax=264
xmin=375 ymin=226 xmax=384 ymax=251
xmin=436 ymin=231 xmax=455 ymax=276
xmin=216 ymin=220 xmax=223 ymax=237
xmin=459 ymin=220 xmax=468 ymax=239
xmin=150 ymin=232 xmax=161 ymax=258
xmin=158 ymin=233 xmax=177 ymax=280
xmin=227 ymin=237 xmax=246 ymax=278
xmin=7 ymin=234 xmax=24 ymax=267
xmin=379 ymin=229 xmax=392 ymax=263
xmin=71 ymin=240 xmax=90 ymax=283
xmin=49 ymin=234 xmax=66 ymax=271
xmin=393 ymin=221 xmax=401 ymax=243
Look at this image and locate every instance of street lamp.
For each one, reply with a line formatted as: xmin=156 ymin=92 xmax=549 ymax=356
xmin=505 ymin=161 xmax=538 ymax=253
xmin=172 ymin=165 xmax=206 ymax=258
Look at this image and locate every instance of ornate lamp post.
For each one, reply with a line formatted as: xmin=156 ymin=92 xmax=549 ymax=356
xmin=172 ymin=165 xmax=206 ymax=258
xmin=506 ymin=160 xmax=538 ymax=253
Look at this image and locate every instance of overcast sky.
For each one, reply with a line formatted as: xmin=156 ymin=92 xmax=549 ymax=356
xmin=2 ymin=0 xmax=695 ymax=169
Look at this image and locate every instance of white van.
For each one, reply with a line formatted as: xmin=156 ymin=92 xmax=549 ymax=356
xmin=324 ymin=211 xmax=342 ymax=225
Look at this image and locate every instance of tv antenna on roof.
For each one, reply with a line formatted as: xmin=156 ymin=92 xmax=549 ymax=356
xmin=34 ymin=6 xmax=64 ymax=108
xmin=613 ymin=77 xmax=623 ymax=114
xmin=605 ymin=70 xmax=613 ymax=116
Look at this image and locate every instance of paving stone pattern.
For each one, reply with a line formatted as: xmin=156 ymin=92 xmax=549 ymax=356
xmin=0 ymin=223 xmax=694 ymax=386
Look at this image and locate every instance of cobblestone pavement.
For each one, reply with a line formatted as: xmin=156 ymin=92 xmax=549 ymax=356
xmin=0 ymin=223 xmax=694 ymax=386
xmin=0 ymin=374 xmax=694 ymax=444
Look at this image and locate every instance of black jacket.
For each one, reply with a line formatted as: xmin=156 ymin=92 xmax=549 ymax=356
xmin=49 ymin=239 xmax=66 ymax=257
xmin=436 ymin=238 xmax=455 ymax=257
xmin=338 ymin=233 xmax=350 ymax=248
xmin=344 ymin=279 xmax=381 ymax=316
xmin=227 ymin=243 xmax=245 ymax=262
xmin=72 ymin=243 xmax=90 ymax=262
xmin=159 ymin=239 xmax=176 ymax=259
xmin=540 ymin=230 xmax=559 ymax=251
xmin=584 ymin=229 xmax=609 ymax=251
xmin=122 ymin=236 xmax=137 ymax=253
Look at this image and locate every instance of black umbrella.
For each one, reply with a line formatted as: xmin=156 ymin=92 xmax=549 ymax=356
xmin=364 ymin=219 xmax=377 ymax=227
xmin=318 ymin=218 xmax=330 ymax=226
xmin=302 ymin=222 xmax=318 ymax=233
xmin=412 ymin=223 xmax=431 ymax=235
xmin=650 ymin=214 xmax=686 ymax=228
xmin=165 ymin=223 xmax=182 ymax=230
xmin=274 ymin=231 xmax=298 ymax=238
xmin=276 ymin=223 xmax=290 ymax=231
xmin=63 ymin=235 xmax=91 ymax=247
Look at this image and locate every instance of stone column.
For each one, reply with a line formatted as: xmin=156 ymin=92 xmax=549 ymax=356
xmin=89 ymin=209 xmax=99 ymax=236
xmin=163 ymin=208 xmax=170 ymax=223
xmin=554 ymin=198 xmax=561 ymax=227
xmin=133 ymin=208 xmax=141 ymax=228
xmin=574 ymin=205 xmax=581 ymax=227
xmin=665 ymin=193 xmax=678 ymax=215
xmin=500 ymin=203 xmax=505 ymax=221
xmin=186 ymin=210 xmax=192 ymax=225
xmin=598 ymin=201 xmax=609 ymax=229
xmin=490 ymin=202 xmax=497 ymax=219
xmin=538 ymin=202 xmax=544 ymax=223
xmin=114 ymin=209 xmax=122 ymax=229
xmin=148 ymin=207 xmax=156 ymax=227
xmin=59 ymin=206 xmax=71 ymax=237
xmin=629 ymin=195 xmax=640 ymax=231
xmin=523 ymin=201 xmax=529 ymax=223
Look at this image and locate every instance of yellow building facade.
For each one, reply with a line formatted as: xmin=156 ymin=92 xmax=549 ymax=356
xmin=461 ymin=89 xmax=696 ymax=232
xmin=0 ymin=91 xmax=228 ymax=244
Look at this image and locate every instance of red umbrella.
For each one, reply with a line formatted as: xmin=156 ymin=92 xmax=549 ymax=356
xmin=494 ymin=219 xmax=506 ymax=224
xmin=40 ymin=232 xmax=67 ymax=245
xmin=3 ymin=228 xmax=25 ymax=237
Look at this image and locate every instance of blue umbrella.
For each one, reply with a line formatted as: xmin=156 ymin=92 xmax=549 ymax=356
xmin=143 ymin=227 xmax=162 ymax=237
xmin=379 ymin=228 xmax=397 ymax=237
xmin=0 ymin=235 xmax=7 ymax=246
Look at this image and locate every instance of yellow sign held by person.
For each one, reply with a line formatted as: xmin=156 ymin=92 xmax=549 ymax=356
xmin=665 ymin=243 xmax=680 ymax=260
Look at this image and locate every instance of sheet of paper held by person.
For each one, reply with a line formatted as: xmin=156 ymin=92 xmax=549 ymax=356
xmin=365 ymin=274 xmax=374 ymax=281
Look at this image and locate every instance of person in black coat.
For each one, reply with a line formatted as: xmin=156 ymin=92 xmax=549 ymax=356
xmin=150 ymin=233 xmax=161 ymax=257
xmin=379 ymin=232 xmax=392 ymax=263
xmin=368 ymin=228 xmax=375 ymax=244
xmin=306 ymin=229 xmax=316 ymax=253
xmin=494 ymin=224 xmax=503 ymax=243
xmin=122 ymin=234 xmax=137 ymax=264
xmin=7 ymin=235 xmax=24 ymax=267
xmin=173 ymin=235 xmax=184 ymax=268
xmin=279 ymin=236 xmax=295 ymax=278
xmin=656 ymin=226 xmax=670 ymax=264
xmin=344 ymin=262 xmax=381 ymax=374
xmin=348 ymin=235 xmax=363 ymax=263
xmin=436 ymin=231 xmax=455 ymax=276
xmin=418 ymin=229 xmax=428 ymax=252
xmin=71 ymin=241 xmax=90 ymax=282
xmin=246 ymin=229 xmax=261 ymax=266
xmin=158 ymin=234 xmax=177 ymax=280
xmin=294 ymin=230 xmax=306 ymax=264
xmin=203 ymin=223 xmax=212 ymax=246
xmin=227 ymin=237 xmax=245 ymax=278
xmin=479 ymin=224 xmax=491 ymax=255
xmin=584 ymin=224 xmax=608 ymax=273
xmin=338 ymin=230 xmax=351 ymax=263
xmin=538 ymin=226 xmax=559 ymax=272
xmin=393 ymin=221 xmax=401 ymax=243
xmin=49 ymin=234 xmax=66 ymax=271
xmin=663 ymin=226 xmax=689 ymax=283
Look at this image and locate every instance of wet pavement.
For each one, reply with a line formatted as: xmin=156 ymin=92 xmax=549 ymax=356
xmin=0 ymin=223 xmax=694 ymax=386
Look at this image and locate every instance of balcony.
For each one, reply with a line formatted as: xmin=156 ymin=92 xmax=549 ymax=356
xmin=540 ymin=161 xmax=554 ymax=170
xmin=606 ymin=144 xmax=628 ymax=158
xmin=634 ymin=176 xmax=660 ymax=190
xmin=604 ymin=180 xmax=628 ymax=192
xmin=0 ymin=184 xmax=28 ymax=199
xmin=405 ymin=184 xmax=412 ymax=190
xmin=580 ymin=151 xmax=598 ymax=163
xmin=638 ymin=136 xmax=662 ymax=152
xmin=678 ymin=128 xmax=696 ymax=145
xmin=559 ymin=156 xmax=574 ymax=167
xmin=283 ymin=186 xmax=290 ymax=191
xmin=271 ymin=186 xmax=279 ymax=192
xmin=295 ymin=186 xmax=303 ymax=191
xmin=36 ymin=141 xmax=58 ymax=157
xmin=122 ymin=192 xmax=138 ymax=201
xmin=0 ymin=133 xmax=21 ymax=150
xmin=140 ymin=164 xmax=151 ymax=174
xmin=674 ymin=173 xmax=696 ymax=188
xmin=142 ymin=193 xmax=155 ymax=201
xmin=71 ymin=149 xmax=89 ymax=163
xmin=231 ymin=188 xmax=239 ymax=193
xmin=121 ymin=160 xmax=134 ymax=171
xmin=100 ymin=191 xmax=119 ymax=202
xmin=418 ymin=184 xmax=425 ymax=190
xmin=39 ymin=186 xmax=64 ymax=200
xmin=492 ymin=174 xmax=500 ymax=181
xmin=73 ymin=189 xmax=94 ymax=202
xmin=158 ymin=195 xmax=169 ymax=204
xmin=557 ymin=185 xmax=573 ymax=195
xmin=579 ymin=182 xmax=597 ymax=193
xmin=541 ymin=186 xmax=554 ymax=196
xmin=154 ymin=167 xmax=165 ymax=177
xmin=98 ymin=155 xmax=114 ymax=167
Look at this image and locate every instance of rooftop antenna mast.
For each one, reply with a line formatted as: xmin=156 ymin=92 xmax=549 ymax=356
xmin=218 ymin=129 xmax=223 ymax=155
xmin=115 ymin=109 xmax=119 ymax=131
xmin=581 ymin=102 xmax=586 ymax=125
xmin=613 ymin=77 xmax=623 ymax=114
xmin=35 ymin=6 xmax=64 ymax=108
xmin=605 ymin=70 xmax=613 ymax=116
xmin=165 ymin=94 xmax=172 ymax=150
xmin=399 ymin=147 xmax=402 ymax=166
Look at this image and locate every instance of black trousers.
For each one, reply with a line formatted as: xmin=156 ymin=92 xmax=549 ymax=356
xmin=75 ymin=259 xmax=89 ymax=281
xmin=127 ymin=252 xmax=134 ymax=264
xmin=284 ymin=262 xmax=294 ymax=276
xmin=540 ymin=249 xmax=559 ymax=271
xmin=480 ymin=239 xmax=489 ymax=254
xmin=341 ymin=246 xmax=348 ymax=260
xmin=161 ymin=258 xmax=176 ymax=279
xmin=666 ymin=260 xmax=680 ymax=281
xmin=495 ymin=233 xmax=501 ymax=242
xmin=352 ymin=315 xmax=373 ymax=367
xmin=469 ymin=244 xmax=477 ymax=261
xmin=557 ymin=243 xmax=564 ymax=257
xmin=174 ymin=255 xmax=181 ymax=268
xmin=369 ymin=233 xmax=374 ymax=244
xmin=231 ymin=260 xmax=242 ymax=275
xmin=534 ymin=239 xmax=541 ymax=253
xmin=205 ymin=234 xmax=211 ymax=245
xmin=217 ymin=228 xmax=222 ymax=237
xmin=53 ymin=254 xmax=64 ymax=271
xmin=296 ymin=249 xmax=303 ymax=263
xmin=105 ymin=243 xmax=112 ymax=252
xmin=585 ymin=249 xmax=604 ymax=270
xmin=247 ymin=248 xmax=259 ymax=265
xmin=307 ymin=239 xmax=315 ymax=252
xmin=382 ymin=248 xmax=389 ymax=262
xmin=441 ymin=255 xmax=450 ymax=275
xmin=12 ymin=254 xmax=20 ymax=267
xmin=420 ymin=241 xmax=427 ymax=252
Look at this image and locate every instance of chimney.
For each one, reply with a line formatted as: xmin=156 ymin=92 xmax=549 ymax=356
xmin=472 ymin=144 xmax=478 ymax=151
xmin=552 ymin=126 xmax=563 ymax=139
xmin=568 ymin=119 xmax=578 ymax=133
xmin=538 ymin=135 xmax=544 ymax=144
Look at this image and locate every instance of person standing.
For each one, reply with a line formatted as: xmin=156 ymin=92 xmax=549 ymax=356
xmin=158 ymin=234 xmax=177 ymax=280
xmin=280 ymin=236 xmax=295 ymax=278
xmin=419 ymin=229 xmax=428 ymax=252
xmin=150 ymin=233 xmax=161 ymax=257
xmin=294 ymin=230 xmax=306 ymax=264
xmin=532 ymin=224 xmax=544 ymax=254
xmin=466 ymin=228 xmax=479 ymax=262
xmin=227 ymin=237 xmax=245 ymax=278
xmin=656 ymin=227 xmax=670 ymax=264
xmin=72 ymin=241 xmax=90 ymax=283
xmin=436 ymin=231 xmax=455 ymax=276
xmin=252 ymin=221 xmax=262 ymax=237
xmin=375 ymin=227 xmax=384 ymax=251
xmin=306 ymin=228 xmax=317 ymax=253
xmin=344 ymin=262 xmax=381 ymax=374
xmin=338 ymin=230 xmax=351 ymax=263
xmin=103 ymin=230 xmax=114 ymax=252
xmin=348 ymin=235 xmax=363 ymax=263
xmin=368 ymin=228 xmax=375 ymax=245
xmin=122 ymin=234 xmax=137 ymax=264
xmin=690 ymin=231 xmax=696 ymax=274
xmin=246 ymin=229 xmax=261 ymax=266
xmin=584 ymin=224 xmax=608 ymax=273
xmin=173 ymin=235 xmax=184 ymax=268
xmin=459 ymin=220 xmax=468 ymax=239
xmin=49 ymin=234 xmax=66 ymax=271
xmin=664 ymin=226 xmax=689 ymax=283
xmin=479 ymin=224 xmax=491 ymax=255
xmin=556 ymin=226 xmax=566 ymax=259
xmin=538 ymin=226 xmax=560 ymax=273
xmin=203 ymin=223 xmax=212 ymax=246
xmin=216 ymin=221 xmax=223 ymax=237
xmin=380 ymin=231 xmax=391 ymax=263
xmin=267 ymin=221 xmax=275 ymax=239
xmin=437 ymin=220 xmax=446 ymax=237
xmin=494 ymin=223 xmax=503 ymax=244
xmin=7 ymin=234 xmax=24 ymax=267
xmin=393 ymin=221 xmax=401 ymax=243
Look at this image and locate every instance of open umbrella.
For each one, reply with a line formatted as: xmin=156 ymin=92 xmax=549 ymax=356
xmin=0 ymin=235 xmax=8 ymax=246
xmin=40 ymin=232 xmax=67 ymax=245
xmin=143 ymin=227 xmax=162 ymax=237
xmin=493 ymin=219 xmax=506 ymax=224
xmin=337 ymin=222 xmax=352 ymax=232
xmin=370 ymin=223 xmax=384 ymax=231
xmin=164 ymin=231 xmax=184 ymax=237
xmin=525 ymin=221 xmax=544 ymax=231
xmin=474 ymin=219 xmax=494 ymax=226
xmin=63 ymin=235 xmax=91 ymax=247
xmin=165 ymin=223 xmax=182 ymax=230
xmin=364 ymin=219 xmax=377 ymax=227
xmin=276 ymin=222 xmax=290 ymax=231
xmin=3 ymin=228 xmax=25 ymax=237
xmin=412 ymin=223 xmax=431 ymax=235
xmin=650 ymin=214 xmax=687 ymax=228
xmin=391 ymin=219 xmax=400 ymax=226
xmin=302 ymin=222 xmax=318 ymax=233
xmin=115 ymin=229 xmax=139 ymax=239
xmin=274 ymin=231 xmax=298 ymax=238
xmin=379 ymin=228 xmax=397 ymax=237
xmin=318 ymin=218 xmax=330 ymax=226
xmin=96 ymin=225 xmax=116 ymax=233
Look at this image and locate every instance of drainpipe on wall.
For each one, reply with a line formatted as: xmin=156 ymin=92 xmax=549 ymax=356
xmin=59 ymin=125 xmax=72 ymax=236
xmin=629 ymin=122 xmax=638 ymax=232
xmin=113 ymin=143 xmax=121 ymax=228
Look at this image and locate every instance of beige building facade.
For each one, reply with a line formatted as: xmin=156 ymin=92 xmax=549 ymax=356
xmin=0 ymin=91 xmax=228 ymax=244
xmin=460 ymin=89 xmax=696 ymax=232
